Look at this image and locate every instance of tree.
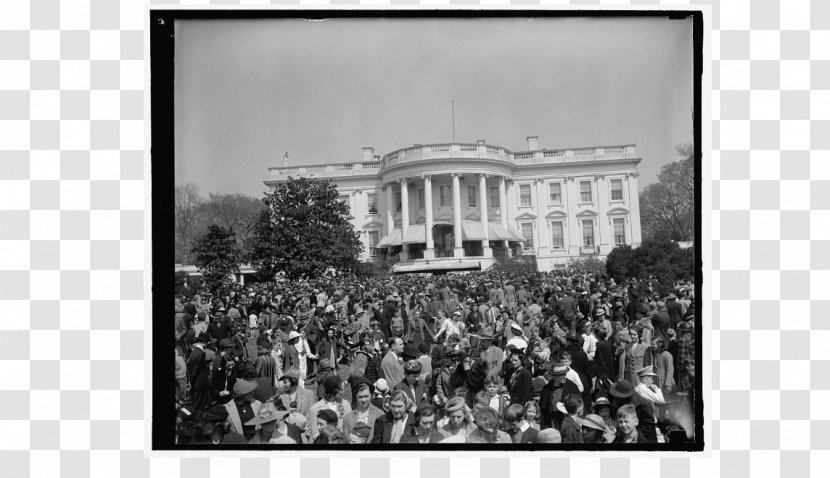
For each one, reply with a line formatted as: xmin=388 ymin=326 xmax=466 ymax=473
xmin=639 ymin=144 xmax=694 ymax=241
xmin=605 ymin=239 xmax=694 ymax=293
xmin=569 ymin=256 xmax=606 ymax=275
xmin=247 ymin=177 xmax=363 ymax=280
xmin=175 ymin=183 xmax=203 ymax=263
xmin=200 ymin=193 xmax=265 ymax=256
xmin=190 ymin=225 xmax=241 ymax=295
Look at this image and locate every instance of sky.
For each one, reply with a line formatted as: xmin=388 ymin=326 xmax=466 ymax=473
xmin=174 ymin=16 xmax=694 ymax=198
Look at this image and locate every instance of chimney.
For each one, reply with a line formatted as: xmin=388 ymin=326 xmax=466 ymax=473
xmin=361 ymin=147 xmax=374 ymax=163
xmin=527 ymin=136 xmax=539 ymax=150
xmin=477 ymin=139 xmax=486 ymax=145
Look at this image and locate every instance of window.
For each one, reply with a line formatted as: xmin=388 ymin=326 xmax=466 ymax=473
xmin=468 ymin=186 xmax=476 ymax=207
xmin=614 ymin=218 xmax=626 ymax=245
xmin=521 ymin=223 xmax=534 ymax=250
xmin=418 ymin=189 xmax=424 ymax=210
xmin=582 ymin=219 xmax=595 ymax=248
xmin=551 ymin=221 xmax=564 ymax=249
xmin=367 ymin=193 xmax=378 ymax=215
xmin=368 ymin=231 xmax=380 ymax=257
xmin=519 ymin=184 xmax=532 ymax=206
xmin=490 ymin=187 xmax=500 ymax=207
xmin=395 ymin=192 xmax=402 ymax=212
xmin=611 ymin=179 xmax=623 ymax=201
xmin=549 ymin=183 xmax=562 ymax=204
xmin=580 ymin=181 xmax=592 ymax=203
xmin=440 ymin=186 xmax=451 ymax=207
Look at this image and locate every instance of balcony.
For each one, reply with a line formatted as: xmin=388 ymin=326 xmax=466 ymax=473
xmin=380 ymin=143 xmax=513 ymax=171
xmin=266 ymin=161 xmax=381 ymax=182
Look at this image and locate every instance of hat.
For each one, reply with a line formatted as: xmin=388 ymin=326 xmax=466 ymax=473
xmin=445 ymin=397 xmax=465 ymax=413
xmin=576 ymin=414 xmax=606 ymax=432
xmin=404 ymin=360 xmax=422 ymax=374
xmin=535 ymin=428 xmax=562 ymax=444
xmin=248 ymin=313 xmax=257 ymax=320
xmin=609 ymin=380 xmax=635 ymax=398
xmin=281 ymin=369 xmax=300 ymax=383
xmin=232 ymin=379 xmax=258 ymax=396
xmin=402 ymin=343 xmax=419 ymax=361
xmin=465 ymin=298 xmax=475 ymax=304
xmin=657 ymin=301 xmax=666 ymax=309
xmin=325 ymin=305 xmax=335 ymax=313
xmin=317 ymin=409 xmax=339 ymax=425
xmin=636 ymin=365 xmax=658 ymax=378
xmin=593 ymin=397 xmax=612 ymax=412
xmin=287 ymin=413 xmax=307 ymax=430
xmin=197 ymin=311 xmax=207 ymax=321
xmin=510 ymin=323 xmax=523 ymax=333
xmin=595 ymin=308 xmax=606 ymax=316
xmin=202 ymin=404 xmax=229 ymax=422
xmin=288 ymin=331 xmax=301 ymax=341
xmin=374 ymin=378 xmax=390 ymax=393
xmin=531 ymin=376 xmax=547 ymax=399
xmin=245 ymin=402 xmax=288 ymax=426
xmin=318 ymin=359 xmax=333 ymax=371
xmin=668 ymin=293 xmax=677 ymax=300
xmin=555 ymin=402 xmax=568 ymax=414
xmin=349 ymin=376 xmax=374 ymax=395
xmin=352 ymin=421 xmax=372 ymax=439
xmin=442 ymin=346 xmax=459 ymax=358
xmin=218 ymin=337 xmax=235 ymax=349
xmin=323 ymin=375 xmax=341 ymax=394
xmin=194 ymin=332 xmax=214 ymax=344
xmin=417 ymin=342 xmax=430 ymax=354
xmin=677 ymin=321 xmax=691 ymax=332
xmin=549 ymin=360 xmax=568 ymax=376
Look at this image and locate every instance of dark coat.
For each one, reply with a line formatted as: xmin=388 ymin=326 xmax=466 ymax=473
xmin=594 ymin=339 xmax=615 ymax=381
xmin=394 ymin=380 xmax=428 ymax=409
xmin=559 ymin=415 xmax=583 ymax=443
xmin=506 ymin=426 xmax=539 ymax=444
xmin=370 ymin=411 xmax=416 ymax=444
xmin=186 ymin=346 xmax=209 ymax=389
xmin=509 ymin=367 xmax=533 ymax=407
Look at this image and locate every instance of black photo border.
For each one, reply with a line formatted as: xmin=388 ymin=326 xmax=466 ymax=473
xmin=151 ymin=8 xmax=705 ymax=452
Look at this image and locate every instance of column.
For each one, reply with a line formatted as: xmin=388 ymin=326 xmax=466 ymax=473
xmin=501 ymin=178 xmax=511 ymax=256
xmin=535 ymin=178 xmax=548 ymax=256
xmin=399 ymin=179 xmax=409 ymax=261
xmin=628 ymin=172 xmax=642 ymax=246
xmin=597 ymin=175 xmax=610 ymax=253
xmin=452 ymin=173 xmax=464 ymax=257
xmin=385 ymin=184 xmax=394 ymax=236
xmin=423 ymin=175 xmax=434 ymax=259
xmin=479 ymin=174 xmax=492 ymax=257
xmin=566 ymin=177 xmax=580 ymax=255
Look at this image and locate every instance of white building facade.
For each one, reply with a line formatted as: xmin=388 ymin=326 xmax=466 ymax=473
xmin=264 ymin=137 xmax=642 ymax=273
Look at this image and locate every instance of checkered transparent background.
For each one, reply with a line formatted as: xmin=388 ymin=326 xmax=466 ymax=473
xmin=0 ymin=0 xmax=825 ymax=476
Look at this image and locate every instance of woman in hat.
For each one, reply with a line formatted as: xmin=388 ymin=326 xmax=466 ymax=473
xmin=403 ymin=303 xmax=434 ymax=350
xmin=246 ymin=401 xmax=304 ymax=445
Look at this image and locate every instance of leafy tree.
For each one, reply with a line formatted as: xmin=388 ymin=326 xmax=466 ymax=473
xmin=639 ymin=144 xmax=694 ymax=241
xmin=200 ymin=193 xmax=265 ymax=256
xmin=190 ymin=225 xmax=241 ymax=295
xmin=247 ymin=177 xmax=363 ymax=280
xmin=605 ymin=239 xmax=694 ymax=293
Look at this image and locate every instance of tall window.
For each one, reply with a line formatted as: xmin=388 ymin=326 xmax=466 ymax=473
xmin=549 ymin=183 xmax=562 ymax=204
xmin=582 ymin=220 xmax=595 ymax=247
xmin=418 ymin=189 xmax=424 ymax=210
xmin=551 ymin=221 xmax=564 ymax=249
xmin=580 ymin=181 xmax=592 ymax=202
xmin=519 ymin=184 xmax=532 ymax=206
xmin=490 ymin=187 xmax=500 ymax=207
xmin=611 ymin=179 xmax=623 ymax=201
xmin=468 ymin=186 xmax=477 ymax=207
xmin=368 ymin=231 xmax=380 ymax=257
xmin=395 ymin=192 xmax=402 ymax=212
xmin=440 ymin=186 xmax=451 ymax=207
xmin=521 ymin=223 xmax=534 ymax=250
xmin=367 ymin=193 xmax=378 ymax=215
xmin=614 ymin=218 xmax=626 ymax=245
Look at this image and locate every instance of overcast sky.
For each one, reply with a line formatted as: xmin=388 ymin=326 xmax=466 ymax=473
xmin=174 ymin=16 xmax=694 ymax=198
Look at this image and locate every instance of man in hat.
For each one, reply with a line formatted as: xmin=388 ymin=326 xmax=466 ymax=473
xmin=186 ymin=333 xmax=213 ymax=410
xmin=197 ymin=404 xmax=247 ymax=445
xmin=634 ymin=365 xmax=665 ymax=424
xmin=253 ymin=340 xmax=277 ymax=386
xmin=381 ymin=337 xmax=406 ymax=389
xmin=577 ymin=413 xmax=611 ymax=444
xmin=282 ymin=330 xmax=302 ymax=373
xmin=307 ymin=374 xmax=352 ymax=442
xmin=348 ymin=421 xmax=373 ymax=444
xmin=223 ymin=379 xmax=261 ymax=441
xmin=275 ymin=369 xmax=316 ymax=420
xmin=608 ymin=379 xmax=657 ymax=443
xmin=246 ymin=401 xmax=304 ymax=445
xmin=539 ymin=360 xmax=581 ymax=429
xmin=210 ymin=338 xmax=239 ymax=401
xmin=343 ymin=377 xmax=384 ymax=439
xmin=395 ymin=360 xmax=427 ymax=411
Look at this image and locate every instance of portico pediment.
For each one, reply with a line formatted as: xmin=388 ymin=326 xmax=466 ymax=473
xmin=363 ymin=218 xmax=384 ymax=228
xmin=545 ymin=210 xmax=568 ymax=219
xmin=516 ymin=211 xmax=537 ymax=220
xmin=576 ymin=208 xmax=599 ymax=217
xmin=607 ymin=206 xmax=630 ymax=215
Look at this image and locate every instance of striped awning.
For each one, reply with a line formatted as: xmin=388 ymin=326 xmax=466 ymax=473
xmin=402 ymin=226 xmax=426 ymax=245
xmin=376 ymin=228 xmax=401 ymax=248
xmin=461 ymin=221 xmax=487 ymax=241
xmin=488 ymin=223 xmax=526 ymax=242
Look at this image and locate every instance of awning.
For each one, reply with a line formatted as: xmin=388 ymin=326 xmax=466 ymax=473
xmin=402 ymin=226 xmax=425 ymax=245
xmin=488 ymin=223 xmax=525 ymax=242
xmin=393 ymin=261 xmax=482 ymax=273
xmin=376 ymin=228 xmax=401 ymax=248
xmin=461 ymin=221 xmax=487 ymax=241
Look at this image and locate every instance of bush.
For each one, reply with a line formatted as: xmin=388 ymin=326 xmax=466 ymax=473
xmin=605 ymin=239 xmax=694 ymax=291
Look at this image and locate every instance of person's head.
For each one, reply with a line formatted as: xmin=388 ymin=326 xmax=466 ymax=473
xmin=510 ymin=353 xmax=524 ymax=369
xmin=652 ymin=337 xmax=666 ymax=353
xmin=349 ymin=422 xmax=371 ymax=444
xmin=323 ymin=375 xmax=342 ymax=401
xmin=561 ymin=351 xmax=572 ymax=369
xmin=563 ymin=393 xmax=584 ymax=417
xmin=315 ymin=409 xmax=339 ymax=432
xmin=616 ymin=404 xmax=639 ymax=436
xmin=314 ymin=425 xmax=344 ymax=444
xmin=445 ymin=398 xmax=467 ymax=429
xmin=579 ymin=414 xmax=607 ymax=443
xmin=485 ymin=377 xmax=500 ymax=396
xmin=390 ymin=337 xmax=404 ymax=355
xmin=628 ymin=328 xmax=639 ymax=344
xmin=415 ymin=405 xmax=436 ymax=431
xmin=473 ymin=390 xmax=491 ymax=412
xmin=524 ymin=400 xmax=540 ymax=423
xmin=535 ymin=428 xmax=562 ymax=444
xmin=503 ymin=404 xmax=525 ymax=432
xmin=593 ymin=398 xmax=614 ymax=421
xmin=389 ymin=390 xmax=409 ymax=420
xmin=354 ymin=382 xmax=373 ymax=411
xmin=327 ymin=328 xmax=336 ymax=339
xmin=473 ymin=407 xmax=501 ymax=437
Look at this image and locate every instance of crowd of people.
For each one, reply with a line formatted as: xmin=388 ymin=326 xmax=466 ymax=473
xmin=173 ymin=268 xmax=697 ymax=445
